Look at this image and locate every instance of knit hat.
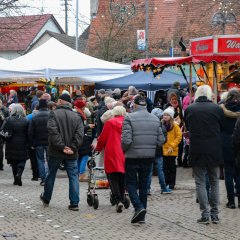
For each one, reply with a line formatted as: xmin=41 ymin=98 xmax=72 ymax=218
xmin=163 ymin=107 xmax=174 ymax=118
xmin=151 ymin=108 xmax=163 ymax=119
xmin=134 ymin=95 xmax=146 ymax=106
xmin=74 ymin=99 xmax=86 ymax=109
xmin=98 ymin=89 xmax=106 ymax=95
xmin=38 ymin=99 xmax=48 ymax=109
xmin=59 ymin=93 xmax=72 ymax=103
xmin=62 ymin=90 xmax=70 ymax=95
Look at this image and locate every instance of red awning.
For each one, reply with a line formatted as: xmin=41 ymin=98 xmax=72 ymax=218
xmin=131 ymin=56 xmax=193 ymax=70
xmin=192 ymin=55 xmax=240 ymax=64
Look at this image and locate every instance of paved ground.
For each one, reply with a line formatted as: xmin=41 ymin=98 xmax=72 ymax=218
xmin=0 ymin=161 xmax=240 ymax=240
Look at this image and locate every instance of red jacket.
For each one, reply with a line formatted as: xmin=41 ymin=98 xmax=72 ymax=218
xmin=96 ymin=116 xmax=125 ymax=174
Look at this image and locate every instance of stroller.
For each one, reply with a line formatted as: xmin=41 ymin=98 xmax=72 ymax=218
xmin=86 ymin=152 xmax=130 ymax=210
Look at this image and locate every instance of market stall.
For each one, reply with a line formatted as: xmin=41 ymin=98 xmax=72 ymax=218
xmin=191 ymin=35 xmax=240 ymax=95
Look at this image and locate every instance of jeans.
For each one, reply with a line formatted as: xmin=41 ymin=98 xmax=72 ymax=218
xmin=224 ymin=161 xmax=240 ymax=202
xmin=36 ymin=146 xmax=48 ymax=181
xmin=0 ymin=138 xmax=4 ymax=169
xmin=125 ymin=161 xmax=152 ymax=211
xmin=147 ymin=156 xmax=167 ymax=191
xmin=77 ymin=155 xmax=89 ymax=174
xmin=163 ymin=156 xmax=177 ymax=188
xmin=43 ymin=156 xmax=79 ymax=205
xmin=29 ymin=147 xmax=39 ymax=179
xmin=193 ymin=166 xmax=219 ymax=219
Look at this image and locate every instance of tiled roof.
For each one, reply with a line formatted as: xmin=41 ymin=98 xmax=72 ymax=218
xmin=0 ymin=14 xmax=64 ymax=51
xmin=86 ymin=0 xmax=240 ymax=58
xmin=29 ymin=27 xmax=90 ymax=53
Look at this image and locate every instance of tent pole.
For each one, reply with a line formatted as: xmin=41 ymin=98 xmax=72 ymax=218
xmin=75 ymin=0 xmax=79 ymax=51
xmin=213 ymin=62 xmax=218 ymax=104
xmin=189 ymin=63 xmax=193 ymax=104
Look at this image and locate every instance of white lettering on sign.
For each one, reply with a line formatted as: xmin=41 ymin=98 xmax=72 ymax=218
xmin=196 ymin=43 xmax=209 ymax=51
xmin=226 ymin=40 xmax=240 ymax=49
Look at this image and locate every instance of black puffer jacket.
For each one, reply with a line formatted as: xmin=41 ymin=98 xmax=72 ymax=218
xmin=1 ymin=116 xmax=29 ymax=163
xmin=48 ymin=105 xmax=84 ymax=160
xmin=28 ymin=108 xmax=49 ymax=146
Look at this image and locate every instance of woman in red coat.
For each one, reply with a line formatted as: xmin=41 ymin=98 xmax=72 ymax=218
xmin=95 ymin=106 xmax=126 ymax=213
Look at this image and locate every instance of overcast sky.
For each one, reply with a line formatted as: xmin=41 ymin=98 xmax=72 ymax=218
xmin=21 ymin=0 xmax=90 ymax=36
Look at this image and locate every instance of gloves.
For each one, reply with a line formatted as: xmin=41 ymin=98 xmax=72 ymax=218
xmin=167 ymin=147 xmax=174 ymax=154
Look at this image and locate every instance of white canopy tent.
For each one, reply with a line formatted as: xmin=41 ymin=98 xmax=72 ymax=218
xmin=0 ymin=38 xmax=132 ymax=83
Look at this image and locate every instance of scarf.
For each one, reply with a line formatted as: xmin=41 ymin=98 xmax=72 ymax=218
xmin=75 ymin=106 xmax=86 ymax=121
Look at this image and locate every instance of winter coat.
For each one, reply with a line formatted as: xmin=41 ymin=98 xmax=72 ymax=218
xmin=184 ymin=96 xmax=224 ymax=167
xmin=48 ymin=105 xmax=84 ymax=160
xmin=220 ymin=103 xmax=240 ymax=163
xmin=96 ymin=116 xmax=125 ymax=174
xmin=1 ymin=116 xmax=29 ymax=163
xmin=182 ymin=94 xmax=194 ymax=111
xmin=96 ymin=102 xmax=108 ymax=137
xmin=233 ymin=117 xmax=240 ymax=168
xmin=76 ymin=112 xmax=92 ymax=157
xmin=162 ymin=122 xmax=182 ymax=157
xmin=28 ymin=108 xmax=49 ymax=146
xmin=122 ymin=107 xmax=165 ymax=160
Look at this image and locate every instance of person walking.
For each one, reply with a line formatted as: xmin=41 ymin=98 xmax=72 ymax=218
xmin=0 ymin=99 xmax=9 ymax=171
xmin=162 ymin=107 xmax=182 ymax=190
xmin=29 ymin=99 xmax=50 ymax=186
xmin=147 ymin=108 xmax=171 ymax=195
xmin=219 ymin=90 xmax=240 ymax=209
xmin=122 ymin=95 xmax=165 ymax=224
xmin=0 ymin=104 xmax=29 ymax=186
xmin=40 ymin=94 xmax=84 ymax=211
xmin=184 ymin=85 xmax=224 ymax=224
xmin=96 ymin=106 xmax=127 ymax=213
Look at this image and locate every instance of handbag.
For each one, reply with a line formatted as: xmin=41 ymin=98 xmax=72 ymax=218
xmin=0 ymin=117 xmax=13 ymax=140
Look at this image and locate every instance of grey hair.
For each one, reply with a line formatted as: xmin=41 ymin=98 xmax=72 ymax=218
xmin=112 ymin=106 xmax=126 ymax=116
xmin=220 ymin=91 xmax=228 ymax=102
xmin=10 ymin=104 xmax=26 ymax=117
xmin=128 ymin=86 xmax=138 ymax=96
xmin=194 ymin=85 xmax=213 ymax=101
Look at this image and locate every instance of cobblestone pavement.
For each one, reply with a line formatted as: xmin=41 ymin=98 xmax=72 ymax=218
xmin=0 ymin=161 xmax=240 ymax=240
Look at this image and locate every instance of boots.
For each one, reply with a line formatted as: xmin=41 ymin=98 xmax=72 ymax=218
xmin=15 ymin=167 xmax=24 ymax=186
xmin=12 ymin=168 xmax=17 ymax=185
xmin=226 ymin=197 xmax=235 ymax=209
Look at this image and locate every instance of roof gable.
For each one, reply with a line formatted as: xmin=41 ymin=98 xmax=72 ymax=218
xmin=0 ymin=14 xmax=64 ymax=51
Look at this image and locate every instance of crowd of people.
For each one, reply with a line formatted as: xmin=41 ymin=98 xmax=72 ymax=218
xmin=0 ymin=82 xmax=240 ymax=225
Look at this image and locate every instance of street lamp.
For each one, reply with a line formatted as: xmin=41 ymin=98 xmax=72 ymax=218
xmin=212 ymin=0 xmax=236 ymax=34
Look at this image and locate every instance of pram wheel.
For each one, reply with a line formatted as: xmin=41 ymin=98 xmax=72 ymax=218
xmin=87 ymin=193 xmax=93 ymax=206
xmin=93 ymin=194 xmax=99 ymax=209
xmin=87 ymin=159 xmax=96 ymax=169
xmin=123 ymin=194 xmax=130 ymax=209
xmin=110 ymin=192 xmax=115 ymax=206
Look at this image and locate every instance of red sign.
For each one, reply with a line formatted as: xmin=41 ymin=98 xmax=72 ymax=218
xmin=218 ymin=37 xmax=240 ymax=53
xmin=191 ymin=39 xmax=214 ymax=55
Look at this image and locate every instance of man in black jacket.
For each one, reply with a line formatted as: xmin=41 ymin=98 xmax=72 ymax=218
xmin=40 ymin=94 xmax=84 ymax=211
xmin=185 ymin=85 xmax=224 ymax=225
xmin=29 ymin=99 xmax=49 ymax=186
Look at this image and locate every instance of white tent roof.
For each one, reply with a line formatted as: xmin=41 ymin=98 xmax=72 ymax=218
xmin=0 ymin=38 xmax=132 ymax=83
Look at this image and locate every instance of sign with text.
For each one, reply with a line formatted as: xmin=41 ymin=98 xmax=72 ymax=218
xmin=191 ymin=39 xmax=214 ymax=55
xmin=137 ymin=30 xmax=146 ymax=50
xmin=218 ymin=37 xmax=240 ymax=53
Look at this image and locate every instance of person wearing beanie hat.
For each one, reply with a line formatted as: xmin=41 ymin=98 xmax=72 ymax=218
xmin=161 ymin=106 xmax=182 ymax=191
xmin=29 ymin=99 xmax=50 ymax=186
xmin=59 ymin=93 xmax=72 ymax=104
xmin=151 ymin=108 xmax=163 ymax=119
xmin=122 ymin=93 xmax=166 ymax=223
xmin=163 ymin=107 xmax=175 ymax=119
xmin=74 ymin=99 xmax=94 ymax=182
xmin=62 ymin=90 xmax=70 ymax=95
xmin=40 ymin=94 xmax=84 ymax=210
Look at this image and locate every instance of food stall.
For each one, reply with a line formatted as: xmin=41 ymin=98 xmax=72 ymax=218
xmin=191 ymin=35 xmax=240 ymax=94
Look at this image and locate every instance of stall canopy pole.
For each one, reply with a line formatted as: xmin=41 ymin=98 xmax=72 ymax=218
xmin=179 ymin=65 xmax=189 ymax=85
xmin=189 ymin=63 xmax=193 ymax=104
xmin=200 ymin=62 xmax=212 ymax=88
xmin=213 ymin=62 xmax=218 ymax=103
